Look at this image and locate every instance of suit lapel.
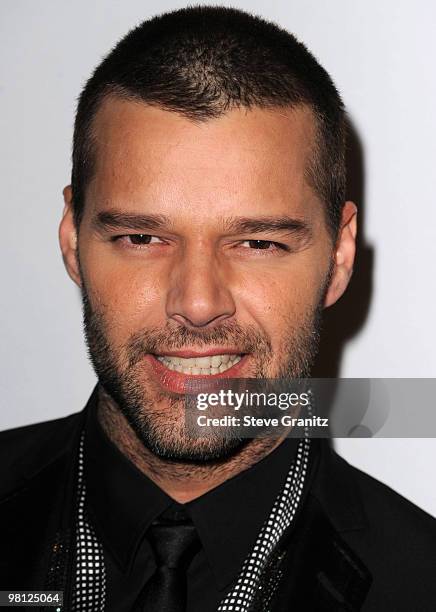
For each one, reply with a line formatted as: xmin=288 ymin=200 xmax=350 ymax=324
xmin=268 ymin=441 xmax=372 ymax=611
xmin=269 ymin=495 xmax=372 ymax=611
xmin=0 ymin=457 xmax=72 ymax=589
xmin=0 ymin=407 xmax=87 ymax=591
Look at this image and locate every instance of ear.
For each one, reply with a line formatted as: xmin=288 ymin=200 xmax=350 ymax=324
xmin=59 ymin=185 xmax=82 ymax=287
xmin=324 ymin=201 xmax=357 ymax=308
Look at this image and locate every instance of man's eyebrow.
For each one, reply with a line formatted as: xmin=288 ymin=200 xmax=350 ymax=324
xmin=92 ymin=210 xmax=312 ymax=239
xmin=223 ymin=216 xmax=312 ymax=238
xmin=92 ymin=211 xmax=172 ymax=232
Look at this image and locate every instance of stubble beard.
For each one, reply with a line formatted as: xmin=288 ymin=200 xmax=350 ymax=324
xmin=81 ymin=285 xmax=324 ymax=464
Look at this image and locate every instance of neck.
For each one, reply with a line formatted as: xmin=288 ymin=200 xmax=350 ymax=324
xmin=97 ymin=388 xmax=285 ymax=503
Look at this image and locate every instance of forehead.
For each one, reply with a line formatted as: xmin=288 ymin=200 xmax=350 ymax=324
xmin=86 ymin=97 xmax=320 ymax=221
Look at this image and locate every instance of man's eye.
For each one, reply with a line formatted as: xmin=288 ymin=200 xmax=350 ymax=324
xmin=113 ymin=234 xmax=162 ymax=246
xmin=241 ymin=240 xmax=287 ymax=251
xmin=128 ymin=234 xmax=154 ymax=245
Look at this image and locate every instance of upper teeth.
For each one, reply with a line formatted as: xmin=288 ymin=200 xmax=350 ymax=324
xmin=156 ymin=354 xmax=242 ymax=375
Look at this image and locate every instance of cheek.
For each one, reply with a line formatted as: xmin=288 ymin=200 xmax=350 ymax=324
xmin=236 ymin=264 xmax=324 ymax=339
xmin=80 ymin=250 xmax=164 ymax=338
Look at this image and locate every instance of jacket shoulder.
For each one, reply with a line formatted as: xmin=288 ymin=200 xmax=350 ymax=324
xmin=0 ymin=412 xmax=84 ymax=485
xmin=340 ymin=451 xmax=436 ymax=532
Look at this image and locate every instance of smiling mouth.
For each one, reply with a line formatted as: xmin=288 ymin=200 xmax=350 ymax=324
xmin=155 ymin=353 xmax=243 ymax=375
xmin=147 ymin=352 xmax=248 ymax=394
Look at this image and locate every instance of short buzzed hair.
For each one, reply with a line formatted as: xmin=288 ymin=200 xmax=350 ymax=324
xmin=72 ymin=6 xmax=346 ymax=237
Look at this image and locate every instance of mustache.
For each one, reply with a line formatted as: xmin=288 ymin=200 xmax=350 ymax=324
xmin=126 ymin=321 xmax=272 ymax=367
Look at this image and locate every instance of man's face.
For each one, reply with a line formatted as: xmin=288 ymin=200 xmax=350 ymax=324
xmin=61 ymin=99 xmax=354 ymax=461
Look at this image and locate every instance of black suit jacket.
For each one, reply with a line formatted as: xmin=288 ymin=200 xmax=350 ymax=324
xmin=1 ymin=396 xmax=436 ymax=611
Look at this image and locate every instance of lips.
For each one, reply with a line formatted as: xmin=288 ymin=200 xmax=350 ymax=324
xmin=146 ymin=352 xmax=248 ymax=394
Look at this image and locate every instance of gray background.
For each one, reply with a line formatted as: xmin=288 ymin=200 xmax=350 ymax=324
xmin=1 ymin=1 xmax=435 ymax=516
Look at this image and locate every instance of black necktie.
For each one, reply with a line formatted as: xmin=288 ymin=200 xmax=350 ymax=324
xmin=139 ymin=506 xmax=200 ymax=612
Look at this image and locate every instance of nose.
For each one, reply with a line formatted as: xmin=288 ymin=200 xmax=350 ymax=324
xmin=165 ymin=244 xmax=236 ymax=329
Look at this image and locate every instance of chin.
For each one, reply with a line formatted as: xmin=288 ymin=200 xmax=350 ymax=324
xmin=136 ymin=425 xmax=249 ymax=464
